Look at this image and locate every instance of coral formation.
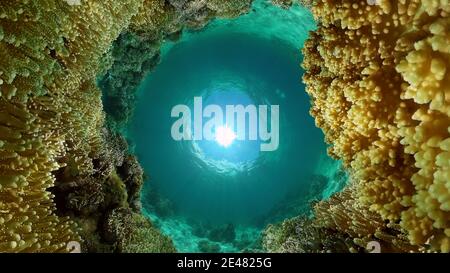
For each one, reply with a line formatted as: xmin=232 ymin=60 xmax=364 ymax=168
xmin=0 ymin=0 xmax=143 ymax=252
xmin=51 ymin=124 xmax=175 ymax=252
xmin=100 ymin=0 xmax=253 ymax=130
xmin=0 ymin=0 xmax=254 ymax=253
xmin=271 ymin=0 xmax=294 ymax=10
xmin=263 ymin=185 xmax=418 ymax=253
xmin=103 ymin=207 xmax=175 ymax=253
xmin=263 ymin=216 xmax=358 ymax=253
xmin=313 ymin=186 xmax=418 ymax=252
xmin=51 ymin=124 xmax=173 ymax=252
xmin=122 ymin=212 xmax=176 ymax=253
xmin=98 ymin=31 xmax=162 ymax=130
xmin=118 ymin=155 xmax=145 ymax=212
xmin=302 ymin=0 xmax=450 ymax=252
xmin=1 ymin=0 xmax=449 ymax=253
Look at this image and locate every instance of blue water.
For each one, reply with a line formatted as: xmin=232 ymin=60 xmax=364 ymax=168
xmin=128 ymin=1 xmax=345 ymax=252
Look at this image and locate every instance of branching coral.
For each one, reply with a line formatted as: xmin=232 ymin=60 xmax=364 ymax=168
xmin=302 ymin=0 xmax=450 ymax=252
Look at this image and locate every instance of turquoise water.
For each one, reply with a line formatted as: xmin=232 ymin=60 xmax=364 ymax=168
xmin=128 ymin=1 xmax=346 ymax=252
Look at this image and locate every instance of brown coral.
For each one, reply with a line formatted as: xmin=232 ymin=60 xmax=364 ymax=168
xmin=302 ymin=0 xmax=450 ymax=252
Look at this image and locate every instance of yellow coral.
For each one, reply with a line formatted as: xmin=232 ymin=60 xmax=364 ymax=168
xmin=303 ymin=0 xmax=450 ymax=252
xmin=0 ymin=0 xmax=142 ymax=252
xmin=0 ymin=0 xmax=256 ymax=253
xmin=129 ymin=0 xmax=177 ymax=37
xmin=313 ymin=185 xmax=418 ymax=252
xmin=1 ymin=0 xmax=449 ymax=253
xmin=0 ymin=0 xmax=255 ymax=253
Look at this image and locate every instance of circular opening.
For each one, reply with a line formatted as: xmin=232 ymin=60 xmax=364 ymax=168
xmin=126 ymin=1 xmax=347 ymax=252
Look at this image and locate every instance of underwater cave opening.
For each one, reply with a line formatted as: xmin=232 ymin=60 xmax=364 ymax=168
xmin=111 ymin=1 xmax=348 ymax=253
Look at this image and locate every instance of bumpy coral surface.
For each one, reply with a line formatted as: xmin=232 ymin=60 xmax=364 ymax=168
xmin=302 ymin=0 xmax=450 ymax=252
xmin=0 ymin=0 xmax=253 ymax=253
xmin=262 ymin=216 xmax=359 ymax=253
xmin=1 ymin=0 xmax=449 ymax=253
xmin=0 ymin=0 xmax=144 ymax=252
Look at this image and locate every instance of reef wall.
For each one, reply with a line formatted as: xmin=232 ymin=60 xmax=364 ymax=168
xmin=0 ymin=0 xmax=146 ymax=252
xmin=264 ymin=0 xmax=450 ymax=254
xmin=263 ymin=0 xmax=449 ymax=253
xmin=0 ymin=0 xmax=449 ymax=253
xmin=0 ymin=0 xmax=253 ymax=252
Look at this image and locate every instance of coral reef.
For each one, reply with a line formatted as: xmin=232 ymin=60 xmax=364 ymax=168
xmin=1 ymin=0 xmax=449 ymax=253
xmin=313 ymin=186 xmax=419 ymax=252
xmin=0 ymin=0 xmax=255 ymax=253
xmin=271 ymin=0 xmax=294 ymax=10
xmin=103 ymin=207 xmax=176 ymax=253
xmin=263 ymin=187 xmax=417 ymax=253
xmin=118 ymin=155 xmax=145 ymax=212
xmin=302 ymin=0 xmax=450 ymax=252
xmin=98 ymin=31 xmax=162 ymax=130
xmin=0 ymin=0 xmax=143 ymax=252
xmin=263 ymin=216 xmax=358 ymax=253
xmin=165 ymin=219 xmax=262 ymax=252
xmin=123 ymin=212 xmax=176 ymax=253
xmin=100 ymin=0 xmax=253 ymax=130
xmin=51 ymin=126 xmax=173 ymax=252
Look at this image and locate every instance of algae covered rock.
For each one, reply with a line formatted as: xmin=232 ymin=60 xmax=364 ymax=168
xmin=262 ymin=216 xmax=357 ymax=253
xmin=103 ymin=207 xmax=176 ymax=253
xmin=118 ymin=155 xmax=145 ymax=212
